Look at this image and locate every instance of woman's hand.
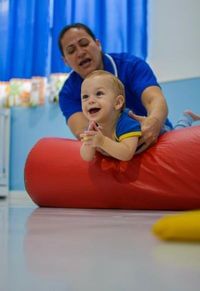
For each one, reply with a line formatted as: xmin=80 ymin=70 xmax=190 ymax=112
xmin=129 ymin=111 xmax=162 ymax=153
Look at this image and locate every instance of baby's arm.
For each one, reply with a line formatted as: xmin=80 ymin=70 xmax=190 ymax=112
xmin=80 ymin=122 xmax=101 ymax=161
xmin=99 ymin=135 xmax=139 ymax=161
xmin=80 ymin=131 xmax=96 ymax=161
xmin=88 ymin=130 xmax=139 ymax=161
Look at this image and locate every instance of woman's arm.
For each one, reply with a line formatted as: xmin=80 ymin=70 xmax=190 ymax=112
xmin=142 ymin=86 xmax=168 ymax=129
xmin=130 ymin=86 xmax=168 ymax=153
xmin=68 ymin=112 xmax=89 ymax=140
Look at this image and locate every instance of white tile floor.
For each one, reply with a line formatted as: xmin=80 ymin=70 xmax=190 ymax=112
xmin=0 ymin=193 xmax=200 ymax=291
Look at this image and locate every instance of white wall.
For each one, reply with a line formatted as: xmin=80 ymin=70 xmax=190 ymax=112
xmin=147 ymin=0 xmax=200 ymax=82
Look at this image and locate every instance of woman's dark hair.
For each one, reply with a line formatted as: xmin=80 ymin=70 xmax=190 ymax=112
xmin=58 ymin=23 xmax=97 ymax=56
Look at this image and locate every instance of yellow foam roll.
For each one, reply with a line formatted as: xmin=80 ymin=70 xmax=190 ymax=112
xmin=152 ymin=210 xmax=200 ymax=241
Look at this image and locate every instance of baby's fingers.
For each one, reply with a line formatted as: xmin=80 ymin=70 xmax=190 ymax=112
xmin=81 ymin=136 xmax=91 ymax=142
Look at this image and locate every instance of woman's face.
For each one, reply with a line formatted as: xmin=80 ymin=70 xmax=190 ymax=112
xmin=61 ymin=28 xmax=103 ymax=79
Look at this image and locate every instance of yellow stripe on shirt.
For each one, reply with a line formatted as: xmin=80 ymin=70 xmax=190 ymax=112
xmin=116 ymin=131 xmax=142 ymax=142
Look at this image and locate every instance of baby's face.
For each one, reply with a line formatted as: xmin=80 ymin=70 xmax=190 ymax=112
xmin=81 ymin=75 xmax=119 ymax=123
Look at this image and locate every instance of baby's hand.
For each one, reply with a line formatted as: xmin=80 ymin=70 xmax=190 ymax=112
xmin=80 ymin=128 xmax=105 ymax=147
xmin=87 ymin=121 xmax=103 ymax=131
xmin=80 ymin=130 xmax=96 ymax=146
xmin=92 ymin=129 xmax=105 ymax=147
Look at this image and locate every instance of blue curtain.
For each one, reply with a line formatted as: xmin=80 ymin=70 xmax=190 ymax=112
xmin=0 ymin=0 xmax=50 ymax=81
xmin=0 ymin=0 xmax=147 ymax=81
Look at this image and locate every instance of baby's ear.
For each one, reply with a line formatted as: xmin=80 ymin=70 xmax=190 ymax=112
xmin=115 ymin=95 xmax=125 ymax=110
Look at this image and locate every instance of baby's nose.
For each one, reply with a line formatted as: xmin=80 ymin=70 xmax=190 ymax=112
xmin=88 ymin=95 xmax=95 ymax=103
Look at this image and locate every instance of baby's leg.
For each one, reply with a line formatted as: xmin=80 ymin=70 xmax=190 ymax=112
xmin=174 ymin=110 xmax=200 ymax=130
xmin=184 ymin=110 xmax=200 ymax=121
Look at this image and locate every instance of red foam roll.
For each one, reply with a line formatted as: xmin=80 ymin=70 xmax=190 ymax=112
xmin=24 ymin=126 xmax=200 ymax=210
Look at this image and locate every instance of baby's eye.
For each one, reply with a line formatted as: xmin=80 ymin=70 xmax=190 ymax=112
xmin=96 ymin=91 xmax=104 ymax=97
xmin=82 ymin=94 xmax=89 ymax=100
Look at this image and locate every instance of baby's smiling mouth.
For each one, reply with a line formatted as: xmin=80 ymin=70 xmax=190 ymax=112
xmin=88 ymin=108 xmax=101 ymax=114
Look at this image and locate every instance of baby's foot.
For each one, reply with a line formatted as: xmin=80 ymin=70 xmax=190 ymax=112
xmin=184 ymin=110 xmax=200 ymax=121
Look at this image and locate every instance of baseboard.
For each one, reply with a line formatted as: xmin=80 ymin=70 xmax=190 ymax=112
xmin=8 ymin=190 xmax=36 ymax=206
xmin=9 ymin=190 xmax=28 ymax=198
xmin=0 ymin=187 xmax=9 ymax=197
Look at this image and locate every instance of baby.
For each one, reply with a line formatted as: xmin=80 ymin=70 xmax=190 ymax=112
xmin=80 ymin=70 xmax=141 ymax=161
xmin=80 ymin=70 xmax=200 ymax=161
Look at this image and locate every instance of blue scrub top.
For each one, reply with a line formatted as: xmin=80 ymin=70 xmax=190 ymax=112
xmin=59 ymin=53 xmax=173 ymax=129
